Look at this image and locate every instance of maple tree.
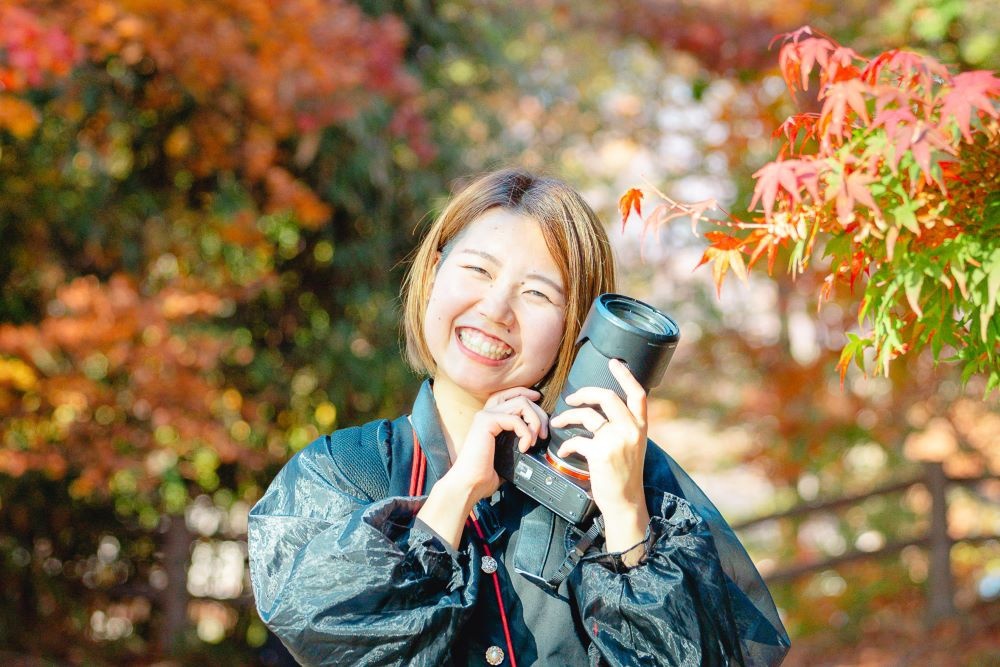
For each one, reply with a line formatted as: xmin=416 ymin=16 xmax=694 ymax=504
xmin=627 ymin=26 xmax=1000 ymax=393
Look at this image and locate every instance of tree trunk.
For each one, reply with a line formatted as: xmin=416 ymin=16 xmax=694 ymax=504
xmin=924 ymin=461 xmax=956 ymax=624
xmin=157 ymin=514 xmax=192 ymax=655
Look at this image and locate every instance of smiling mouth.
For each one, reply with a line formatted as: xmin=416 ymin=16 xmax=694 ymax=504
xmin=457 ymin=328 xmax=513 ymax=360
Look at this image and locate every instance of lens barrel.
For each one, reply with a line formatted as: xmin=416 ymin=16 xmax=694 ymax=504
xmin=546 ymin=294 xmax=680 ymax=476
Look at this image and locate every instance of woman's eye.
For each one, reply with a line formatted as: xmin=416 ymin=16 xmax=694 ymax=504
xmin=463 ymin=265 xmax=490 ymax=277
xmin=526 ymin=289 xmax=553 ymax=303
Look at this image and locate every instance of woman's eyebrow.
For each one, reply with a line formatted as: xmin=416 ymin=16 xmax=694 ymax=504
xmin=459 ymin=248 xmax=500 ymax=264
xmin=458 ymin=249 xmax=565 ymax=296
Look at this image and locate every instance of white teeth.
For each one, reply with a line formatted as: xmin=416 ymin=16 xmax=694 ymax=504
xmin=458 ymin=329 xmax=513 ymax=360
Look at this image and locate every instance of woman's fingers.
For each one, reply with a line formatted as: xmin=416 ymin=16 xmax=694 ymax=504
xmin=492 ymin=394 xmax=549 ymax=440
xmin=465 ymin=411 xmax=533 ymax=462
xmin=564 ymin=386 xmax=632 ymax=425
xmin=490 ymin=411 xmax=535 ymax=452
xmin=485 ymin=386 xmax=541 ymax=408
xmin=550 ymin=406 xmax=607 ymax=434
xmin=564 ymin=360 xmax=647 ymax=428
xmin=609 ymin=359 xmax=647 ymax=424
xmin=555 ymin=435 xmax=597 ymax=461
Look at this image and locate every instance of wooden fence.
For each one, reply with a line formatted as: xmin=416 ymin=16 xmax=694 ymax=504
xmin=731 ymin=461 xmax=1000 ymax=622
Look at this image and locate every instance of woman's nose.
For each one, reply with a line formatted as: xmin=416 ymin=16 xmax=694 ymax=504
xmin=477 ymin=285 xmax=515 ymax=328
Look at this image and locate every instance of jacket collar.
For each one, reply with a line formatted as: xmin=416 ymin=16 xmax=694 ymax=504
xmin=407 ymin=379 xmax=452 ymax=486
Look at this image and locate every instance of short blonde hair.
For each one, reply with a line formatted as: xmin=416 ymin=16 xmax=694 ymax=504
xmin=401 ymin=168 xmax=616 ymax=412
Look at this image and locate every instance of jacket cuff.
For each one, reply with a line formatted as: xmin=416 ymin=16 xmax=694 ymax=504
xmin=359 ymin=496 xmax=469 ymax=585
xmin=585 ymin=491 xmax=704 ymax=573
xmin=412 ymin=516 xmax=462 ymax=559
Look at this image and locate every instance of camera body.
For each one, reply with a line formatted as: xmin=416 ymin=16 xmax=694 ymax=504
xmin=494 ymin=294 xmax=680 ymax=524
xmin=493 ymin=431 xmax=597 ymax=524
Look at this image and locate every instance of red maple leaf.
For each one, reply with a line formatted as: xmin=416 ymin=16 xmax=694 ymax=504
xmin=872 ymin=107 xmax=918 ymax=171
xmin=748 ymin=159 xmax=823 ymax=219
xmin=819 ymin=79 xmax=871 ymax=142
xmin=822 ymin=45 xmax=865 ymax=88
xmin=642 ymin=198 xmax=720 ymax=241
xmin=938 ymin=71 xmax=1000 ymax=143
xmin=864 ymin=50 xmax=952 ymax=92
xmin=777 ymin=30 xmax=836 ymax=93
xmin=773 ymin=113 xmax=820 ymax=158
xmin=746 ymin=229 xmax=781 ymax=275
xmin=906 ymin=123 xmax=957 ymax=184
xmin=834 ymin=170 xmax=881 ymax=224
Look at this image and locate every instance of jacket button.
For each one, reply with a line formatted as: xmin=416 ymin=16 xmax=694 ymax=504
xmin=480 ymin=555 xmax=498 ymax=574
xmin=485 ymin=645 xmax=505 ymax=665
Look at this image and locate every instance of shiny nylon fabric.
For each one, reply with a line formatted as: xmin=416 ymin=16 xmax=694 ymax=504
xmin=249 ymin=433 xmax=476 ymax=665
xmin=248 ymin=381 xmax=789 ymax=665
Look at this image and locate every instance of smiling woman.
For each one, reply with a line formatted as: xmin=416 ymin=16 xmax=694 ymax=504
xmin=247 ymin=169 xmax=790 ymax=666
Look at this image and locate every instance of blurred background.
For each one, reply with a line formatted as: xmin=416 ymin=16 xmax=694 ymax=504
xmin=1 ymin=0 xmax=998 ymax=664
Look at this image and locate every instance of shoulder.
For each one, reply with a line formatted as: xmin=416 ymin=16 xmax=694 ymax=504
xmin=280 ymin=417 xmax=400 ymax=503
xmin=642 ymin=441 xmax=685 ymax=498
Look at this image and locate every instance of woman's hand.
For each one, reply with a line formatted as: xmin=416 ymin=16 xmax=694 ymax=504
xmin=549 ymin=359 xmax=651 ymax=561
xmin=417 ymin=386 xmax=547 ymax=549
xmin=449 ymin=386 xmax=549 ymax=501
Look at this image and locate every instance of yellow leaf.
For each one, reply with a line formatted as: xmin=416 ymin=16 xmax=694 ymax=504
xmin=0 ymin=357 xmax=38 ymax=391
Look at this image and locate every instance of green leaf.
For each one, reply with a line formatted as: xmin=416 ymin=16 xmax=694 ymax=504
xmin=983 ymin=191 xmax=1000 ymax=230
xmin=892 ymin=200 xmax=920 ymax=235
xmin=822 ymin=233 xmax=851 ymax=260
xmin=787 ymin=238 xmax=807 ymax=275
xmin=951 ymin=263 xmax=969 ymax=298
xmin=838 ymin=332 xmax=871 ymax=378
xmin=985 ymin=370 xmax=999 ymax=396
xmin=962 ymin=359 xmax=979 ymax=385
xmin=985 ymin=248 xmax=1000 ymax=315
xmin=904 ymin=271 xmax=924 ymax=317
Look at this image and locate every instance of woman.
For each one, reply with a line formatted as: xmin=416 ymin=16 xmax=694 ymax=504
xmin=248 ymin=169 xmax=790 ymax=666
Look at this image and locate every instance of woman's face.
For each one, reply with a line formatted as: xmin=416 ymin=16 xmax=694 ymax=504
xmin=424 ymin=208 xmax=567 ymax=404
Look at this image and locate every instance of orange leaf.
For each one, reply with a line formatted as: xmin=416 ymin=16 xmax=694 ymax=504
xmin=0 ymin=95 xmax=40 ymax=138
xmin=618 ymin=188 xmax=643 ymax=231
xmin=696 ymin=233 xmax=747 ymax=296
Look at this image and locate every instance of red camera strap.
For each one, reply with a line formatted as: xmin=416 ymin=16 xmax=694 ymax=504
xmin=409 ymin=427 xmax=517 ymax=667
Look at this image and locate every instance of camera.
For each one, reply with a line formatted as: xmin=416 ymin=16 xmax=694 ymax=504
xmin=493 ymin=293 xmax=680 ymax=524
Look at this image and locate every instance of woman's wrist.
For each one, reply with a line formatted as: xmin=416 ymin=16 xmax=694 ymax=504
xmin=414 ymin=472 xmax=479 ymax=550
xmin=601 ymin=500 xmax=650 ymax=559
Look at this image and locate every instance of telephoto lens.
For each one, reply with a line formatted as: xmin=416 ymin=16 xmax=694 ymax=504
xmin=545 ymin=293 xmax=680 ymax=478
xmin=494 ymin=293 xmax=680 ymax=524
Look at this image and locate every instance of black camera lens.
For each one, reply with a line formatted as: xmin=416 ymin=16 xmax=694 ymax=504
xmin=603 ymin=297 xmax=678 ymax=337
xmin=545 ymin=294 xmax=680 ymax=477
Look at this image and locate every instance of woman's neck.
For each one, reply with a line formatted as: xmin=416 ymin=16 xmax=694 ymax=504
xmin=430 ymin=376 xmax=485 ymax=462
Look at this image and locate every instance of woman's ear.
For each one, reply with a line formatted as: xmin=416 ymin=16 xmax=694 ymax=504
xmin=430 ymin=251 xmax=442 ymax=282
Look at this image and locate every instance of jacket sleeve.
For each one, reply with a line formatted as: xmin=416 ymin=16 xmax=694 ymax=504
xmin=248 ymin=435 xmax=477 ymax=666
xmin=570 ymin=491 xmax=747 ymax=667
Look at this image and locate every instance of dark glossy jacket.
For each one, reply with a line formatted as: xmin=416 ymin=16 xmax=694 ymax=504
xmin=249 ymin=381 xmax=790 ymax=666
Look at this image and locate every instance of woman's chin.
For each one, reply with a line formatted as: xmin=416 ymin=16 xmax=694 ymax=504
xmin=442 ymin=374 xmax=515 ymax=403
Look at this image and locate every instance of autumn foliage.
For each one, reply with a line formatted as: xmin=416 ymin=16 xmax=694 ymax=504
xmin=629 ymin=26 xmax=1000 ymax=392
xmin=0 ymin=0 xmax=445 ymax=657
xmin=0 ymin=0 xmax=433 ymax=504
